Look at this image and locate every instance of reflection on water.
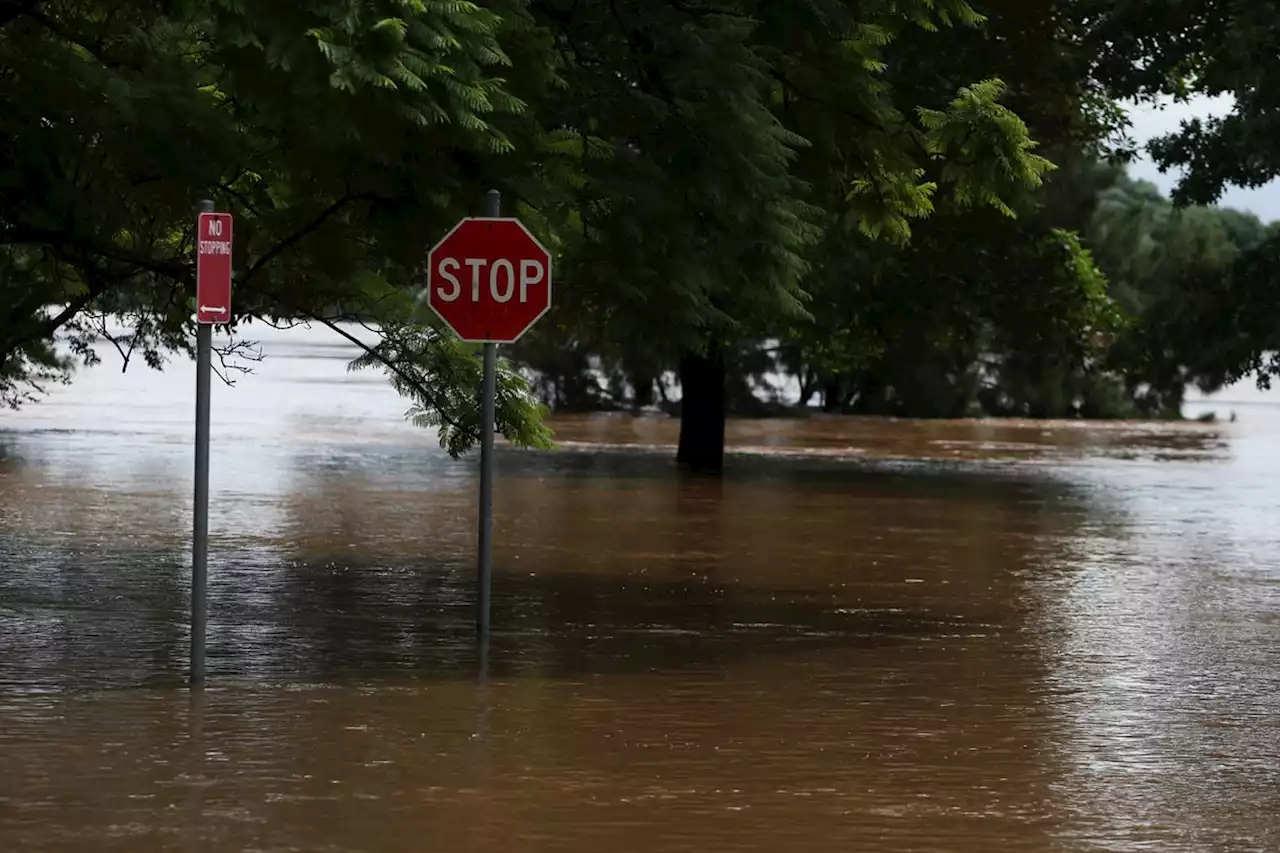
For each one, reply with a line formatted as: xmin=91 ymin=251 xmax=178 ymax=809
xmin=0 ymin=324 xmax=1277 ymax=852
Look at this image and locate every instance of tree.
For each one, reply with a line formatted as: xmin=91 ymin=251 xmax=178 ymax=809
xmin=1088 ymin=0 xmax=1280 ymax=386
xmin=510 ymin=0 xmax=819 ymax=472
xmin=764 ymin=0 xmax=1123 ymax=422
xmin=0 ymin=0 xmax=549 ymax=452
xmin=508 ymin=0 xmax=1055 ymax=473
xmin=0 ymin=0 xmax=1103 ymax=469
xmin=1084 ymin=170 xmax=1270 ymax=413
xmin=779 ymin=202 xmax=1120 ymax=420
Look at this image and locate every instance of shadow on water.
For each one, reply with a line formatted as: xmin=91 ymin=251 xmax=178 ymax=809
xmin=0 ymin=443 xmax=1103 ymax=691
xmin=0 ymin=546 xmax=1001 ymax=689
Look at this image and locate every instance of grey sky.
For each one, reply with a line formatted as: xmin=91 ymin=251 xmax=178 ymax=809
xmin=1124 ymin=96 xmax=1280 ymax=223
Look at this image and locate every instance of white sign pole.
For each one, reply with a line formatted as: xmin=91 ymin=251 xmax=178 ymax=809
xmin=191 ymin=198 xmax=214 ymax=685
xmin=477 ymin=189 xmax=500 ymax=642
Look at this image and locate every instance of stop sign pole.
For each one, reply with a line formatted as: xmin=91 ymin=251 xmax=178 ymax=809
xmin=426 ymin=190 xmax=553 ymax=640
xmin=477 ymin=190 xmax=500 ymax=640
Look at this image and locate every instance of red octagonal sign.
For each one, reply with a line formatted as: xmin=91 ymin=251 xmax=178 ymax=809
xmin=426 ymin=217 xmax=552 ymax=343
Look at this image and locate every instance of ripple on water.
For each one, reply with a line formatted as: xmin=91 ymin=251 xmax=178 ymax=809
xmin=0 ymin=325 xmax=1278 ymax=853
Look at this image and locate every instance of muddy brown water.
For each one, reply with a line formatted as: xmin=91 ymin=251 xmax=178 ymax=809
xmin=1 ymin=325 xmax=1277 ymax=852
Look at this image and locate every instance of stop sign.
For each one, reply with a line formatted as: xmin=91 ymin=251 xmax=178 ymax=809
xmin=426 ymin=217 xmax=552 ymax=343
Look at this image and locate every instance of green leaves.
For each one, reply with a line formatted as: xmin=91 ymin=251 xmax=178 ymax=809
xmin=2 ymin=0 xmax=1084 ymax=448
xmin=0 ymin=0 xmax=531 ymax=410
xmin=347 ymin=321 xmax=553 ymax=457
xmin=1089 ymin=0 xmax=1280 ymax=205
xmin=846 ymin=170 xmax=938 ymax=242
xmin=1079 ymin=0 xmax=1280 ymax=393
xmin=1083 ymin=165 xmax=1273 ymax=406
xmin=920 ymin=79 xmax=1056 ymax=218
xmin=297 ymin=0 xmax=520 ymax=144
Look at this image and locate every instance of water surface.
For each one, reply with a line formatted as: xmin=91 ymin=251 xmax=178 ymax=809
xmin=1 ymin=325 xmax=1277 ymax=852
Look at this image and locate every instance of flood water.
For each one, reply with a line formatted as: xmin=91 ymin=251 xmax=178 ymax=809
xmin=1 ymin=324 xmax=1278 ymax=852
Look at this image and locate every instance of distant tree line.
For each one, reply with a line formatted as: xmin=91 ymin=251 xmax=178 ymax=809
xmin=509 ymin=162 xmax=1277 ymax=423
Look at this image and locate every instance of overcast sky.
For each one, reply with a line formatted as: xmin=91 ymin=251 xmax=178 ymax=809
xmin=1125 ymin=96 xmax=1280 ymax=223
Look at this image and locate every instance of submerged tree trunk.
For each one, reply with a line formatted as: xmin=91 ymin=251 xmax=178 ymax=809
xmin=630 ymin=371 xmax=656 ymax=409
xmin=677 ymin=344 xmax=727 ymax=475
xmin=798 ymin=370 xmax=817 ymax=408
xmin=821 ymin=378 xmax=843 ymax=412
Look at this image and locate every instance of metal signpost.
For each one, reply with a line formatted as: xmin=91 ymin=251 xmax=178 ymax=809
xmin=192 ymin=201 xmax=233 ymax=684
xmin=426 ymin=191 xmax=553 ymax=638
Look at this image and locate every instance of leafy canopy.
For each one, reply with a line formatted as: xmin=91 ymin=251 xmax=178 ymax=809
xmin=0 ymin=0 xmax=550 ymax=447
xmin=1087 ymin=0 xmax=1280 ymax=386
xmin=3 ymin=0 xmax=1060 ymax=451
xmin=514 ymin=0 xmax=1057 ymax=369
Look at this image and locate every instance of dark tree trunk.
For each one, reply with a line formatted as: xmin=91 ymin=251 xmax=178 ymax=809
xmin=821 ymin=379 xmax=843 ymax=412
xmin=798 ymin=370 xmax=817 ymax=407
xmin=677 ymin=344 xmax=726 ymax=475
xmin=556 ymin=348 xmax=598 ymax=411
xmin=630 ymin=371 xmax=656 ymax=408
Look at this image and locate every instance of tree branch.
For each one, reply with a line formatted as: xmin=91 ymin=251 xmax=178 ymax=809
xmin=0 ymin=231 xmax=188 ymax=366
xmin=242 ymin=193 xmax=367 ymax=283
xmin=308 ymin=316 xmax=467 ymax=434
xmin=87 ymin=310 xmax=139 ymax=371
xmin=210 ymin=336 xmax=263 ymax=385
xmin=35 ymin=273 xmax=112 ymax=341
xmin=1 ymin=226 xmax=190 ymax=281
xmin=217 ymin=182 xmax=262 ymax=217
xmin=21 ymin=7 xmax=140 ymax=70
